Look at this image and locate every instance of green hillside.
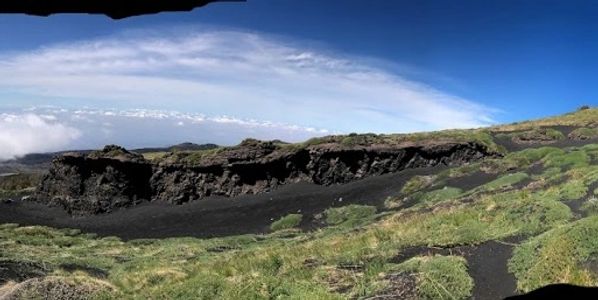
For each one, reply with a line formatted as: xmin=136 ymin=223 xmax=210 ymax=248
xmin=3 ymin=108 xmax=598 ymax=299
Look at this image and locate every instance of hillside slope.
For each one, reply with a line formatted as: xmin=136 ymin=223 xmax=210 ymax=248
xmin=2 ymin=108 xmax=598 ymax=299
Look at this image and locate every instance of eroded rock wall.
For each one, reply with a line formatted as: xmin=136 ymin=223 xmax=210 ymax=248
xmin=35 ymin=141 xmax=498 ymax=214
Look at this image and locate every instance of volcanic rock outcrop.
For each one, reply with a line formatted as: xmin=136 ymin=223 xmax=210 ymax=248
xmin=35 ymin=146 xmax=153 ymax=214
xmin=35 ymin=138 xmax=500 ymax=214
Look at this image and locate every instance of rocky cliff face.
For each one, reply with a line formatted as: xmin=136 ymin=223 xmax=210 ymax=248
xmin=35 ymin=139 xmax=499 ymax=214
xmin=35 ymin=146 xmax=153 ymax=214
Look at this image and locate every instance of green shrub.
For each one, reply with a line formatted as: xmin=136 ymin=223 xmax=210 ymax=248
xmin=325 ymin=205 xmax=377 ymax=227
xmin=543 ymin=149 xmax=589 ymax=169
xmin=474 ymin=172 xmax=529 ymax=192
xmin=509 ymin=216 xmax=598 ymax=292
xmin=416 ymin=187 xmax=463 ymax=206
xmin=507 ymin=147 xmax=561 ymax=166
xmin=397 ymin=255 xmax=473 ymax=300
xmin=270 ymin=214 xmax=303 ymax=231
xmin=401 ymin=175 xmax=435 ymax=194
xmin=0 ymin=173 xmax=40 ymax=190
xmin=557 ymin=180 xmax=588 ymax=201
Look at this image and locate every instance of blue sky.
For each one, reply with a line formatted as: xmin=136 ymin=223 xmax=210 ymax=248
xmin=0 ymin=0 xmax=596 ymax=158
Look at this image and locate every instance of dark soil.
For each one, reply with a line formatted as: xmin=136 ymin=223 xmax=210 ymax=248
xmin=0 ymin=167 xmax=444 ymax=240
xmin=527 ymin=163 xmax=545 ymax=176
xmin=468 ymin=239 xmax=520 ymax=300
xmin=390 ymin=237 xmax=523 ymax=300
xmin=564 ymin=198 xmax=586 ymax=218
xmin=0 ymin=260 xmax=48 ymax=284
xmin=565 ymin=181 xmax=598 ymax=219
xmin=206 ymin=245 xmax=241 ymax=253
xmin=58 ymin=263 xmax=108 ymax=278
xmin=512 ymin=177 xmax=534 ymax=190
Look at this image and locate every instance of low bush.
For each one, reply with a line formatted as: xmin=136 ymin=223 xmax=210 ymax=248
xmin=270 ymin=214 xmax=303 ymax=231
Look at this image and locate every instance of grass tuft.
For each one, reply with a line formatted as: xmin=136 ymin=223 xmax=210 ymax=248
xmin=270 ymin=214 xmax=303 ymax=231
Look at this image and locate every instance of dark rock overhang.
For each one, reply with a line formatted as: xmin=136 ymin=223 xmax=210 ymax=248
xmin=0 ymin=0 xmax=244 ymax=19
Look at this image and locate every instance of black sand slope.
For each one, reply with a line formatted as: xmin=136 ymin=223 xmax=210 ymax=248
xmin=0 ymin=167 xmax=443 ymax=240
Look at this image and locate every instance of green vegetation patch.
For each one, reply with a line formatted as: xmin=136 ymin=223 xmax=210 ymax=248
xmin=509 ymin=147 xmax=563 ymax=166
xmin=0 ymin=173 xmax=40 ymax=199
xmin=159 ymin=147 xmax=225 ymax=165
xmin=386 ymin=186 xmax=463 ymax=210
xmin=396 ymin=190 xmax=571 ymax=247
xmin=581 ymin=198 xmax=598 ymax=215
xmin=301 ymin=130 xmax=503 ymax=154
xmin=415 ymin=187 xmax=463 ymax=207
xmin=542 ymin=148 xmax=589 ymax=169
xmin=141 ymin=152 xmax=168 ymax=161
xmin=324 ymin=205 xmax=377 ymax=227
xmin=569 ymin=127 xmax=598 ymax=140
xmin=492 ymin=108 xmax=598 ymax=132
xmin=470 ymin=147 xmax=561 ymax=175
xmin=88 ymin=145 xmax=137 ymax=160
xmin=396 ymin=255 xmax=473 ymax=300
xmin=509 ymin=216 xmax=598 ymax=292
xmin=496 ymin=128 xmax=564 ymax=144
xmin=581 ymin=143 xmax=598 ymax=161
xmin=401 ymin=175 xmax=436 ymax=194
xmin=270 ymin=214 xmax=303 ymax=231
xmin=473 ymin=172 xmax=529 ymax=193
xmin=0 ymin=173 xmax=39 ymax=191
xmin=556 ymin=180 xmax=588 ymax=201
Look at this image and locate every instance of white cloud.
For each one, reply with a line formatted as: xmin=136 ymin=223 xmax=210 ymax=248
xmin=0 ymin=29 xmax=496 ymax=135
xmin=12 ymin=107 xmax=331 ymax=150
xmin=0 ymin=113 xmax=81 ymax=160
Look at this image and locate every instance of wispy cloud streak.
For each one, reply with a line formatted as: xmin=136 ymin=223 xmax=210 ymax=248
xmin=0 ymin=29 xmax=496 ymax=135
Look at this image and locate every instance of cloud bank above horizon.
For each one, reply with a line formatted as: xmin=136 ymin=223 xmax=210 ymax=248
xmin=0 ymin=107 xmax=331 ymax=160
xmin=0 ymin=113 xmax=81 ymax=160
xmin=0 ymin=27 xmax=496 ymax=158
